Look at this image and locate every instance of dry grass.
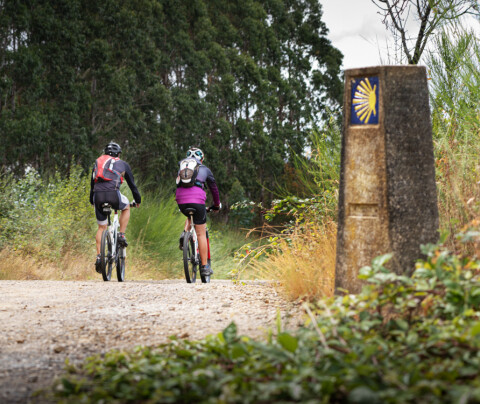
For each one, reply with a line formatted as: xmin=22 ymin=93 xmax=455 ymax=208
xmin=0 ymin=248 xmax=170 ymax=281
xmin=435 ymin=139 xmax=480 ymax=253
xmin=246 ymin=220 xmax=337 ymax=301
xmin=0 ymin=248 xmax=94 ymax=280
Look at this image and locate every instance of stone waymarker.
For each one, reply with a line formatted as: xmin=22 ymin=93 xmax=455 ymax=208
xmin=335 ymin=66 xmax=439 ymax=294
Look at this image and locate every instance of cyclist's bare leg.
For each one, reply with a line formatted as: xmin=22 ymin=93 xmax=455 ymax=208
xmin=196 ymin=224 xmax=208 ymax=266
xmin=96 ymin=224 xmax=107 ymax=254
xmin=184 ymin=219 xmax=190 ymax=232
xmin=119 ymin=205 xmax=130 ymax=233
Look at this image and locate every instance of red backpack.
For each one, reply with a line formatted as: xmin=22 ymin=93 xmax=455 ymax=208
xmin=93 ymin=155 xmax=124 ymax=184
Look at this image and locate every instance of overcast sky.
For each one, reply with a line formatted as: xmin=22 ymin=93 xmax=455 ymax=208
xmin=321 ymin=0 xmax=390 ymax=70
xmin=321 ymin=0 xmax=480 ymax=71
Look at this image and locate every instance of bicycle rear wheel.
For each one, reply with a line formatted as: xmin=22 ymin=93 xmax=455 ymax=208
xmin=183 ymin=231 xmax=198 ymax=283
xmin=100 ymin=230 xmax=113 ymax=281
xmin=116 ymin=245 xmax=126 ymax=282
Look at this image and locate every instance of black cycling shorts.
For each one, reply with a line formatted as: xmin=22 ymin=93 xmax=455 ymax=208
xmin=178 ymin=203 xmax=207 ymax=225
xmin=93 ymin=191 xmax=129 ymax=225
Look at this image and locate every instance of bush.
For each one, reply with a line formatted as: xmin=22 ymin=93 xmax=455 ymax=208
xmin=51 ymin=228 xmax=480 ymax=403
xmin=0 ymin=166 xmax=93 ymax=258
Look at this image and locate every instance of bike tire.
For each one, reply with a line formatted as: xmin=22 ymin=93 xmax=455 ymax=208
xmin=116 ymin=246 xmax=126 ymax=282
xmin=100 ymin=230 xmax=113 ymax=281
xmin=183 ymin=231 xmax=197 ymax=283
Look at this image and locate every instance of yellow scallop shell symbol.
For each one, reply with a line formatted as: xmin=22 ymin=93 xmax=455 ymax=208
xmin=353 ymin=78 xmax=377 ymax=124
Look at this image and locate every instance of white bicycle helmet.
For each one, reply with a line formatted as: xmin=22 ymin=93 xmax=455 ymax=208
xmin=186 ymin=147 xmax=204 ymax=161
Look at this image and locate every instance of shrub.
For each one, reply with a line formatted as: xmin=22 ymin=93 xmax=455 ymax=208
xmin=0 ymin=166 xmax=93 ymax=258
xmin=51 ymin=229 xmax=480 ymax=403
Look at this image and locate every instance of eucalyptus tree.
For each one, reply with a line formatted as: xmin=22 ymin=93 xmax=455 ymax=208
xmin=0 ymin=0 xmax=343 ymax=204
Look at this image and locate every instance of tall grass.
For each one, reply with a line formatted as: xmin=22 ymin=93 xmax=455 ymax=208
xmin=427 ymin=25 xmax=480 ymax=249
xmin=237 ymin=118 xmax=341 ymax=301
xmin=238 ymin=219 xmax=336 ymax=301
xmin=126 ymin=188 xmax=185 ymax=278
xmin=0 ymin=168 xmax=247 ymax=280
xmin=0 ymin=167 xmax=93 ymax=253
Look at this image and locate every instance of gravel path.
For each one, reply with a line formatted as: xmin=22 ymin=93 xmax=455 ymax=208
xmin=0 ymin=280 xmax=303 ymax=403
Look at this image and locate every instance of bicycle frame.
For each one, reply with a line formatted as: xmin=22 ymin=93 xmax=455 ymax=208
xmin=112 ymin=210 xmax=128 ymax=259
xmin=183 ymin=212 xmax=211 ymax=283
xmin=188 ymin=214 xmax=199 ymax=261
xmin=100 ymin=201 xmax=136 ymax=282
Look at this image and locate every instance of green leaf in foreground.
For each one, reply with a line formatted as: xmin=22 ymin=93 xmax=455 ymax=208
xmin=277 ymin=332 xmax=298 ymax=353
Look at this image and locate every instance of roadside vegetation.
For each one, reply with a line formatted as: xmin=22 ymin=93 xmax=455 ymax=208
xmin=0 ymin=170 xmax=246 ymax=280
xmin=50 ymin=230 xmax=480 ymax=403
xmin=1 ymin=3 xmax=480 ymax=402
xmin=429 ymin=25 xmax=480 ymax=252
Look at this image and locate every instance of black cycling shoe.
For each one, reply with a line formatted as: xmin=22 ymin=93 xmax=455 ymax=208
xmin=200 ymin=264 xmax=213 ymax=277
xmin=95 ymin=254 xmax=102 ymax=274
xmin=179 ymin=231 xmax=185 ymax=250
xmin=118 ymin=232 xmax=128 ymax=247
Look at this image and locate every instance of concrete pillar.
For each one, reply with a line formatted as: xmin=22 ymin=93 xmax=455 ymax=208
xmin=335 ymin=66 xmax=439 ymax=293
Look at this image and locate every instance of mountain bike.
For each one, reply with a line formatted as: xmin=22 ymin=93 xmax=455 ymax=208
xmin=99 ymin=202 xmax=137 ymax=282
xmin=182 ymin=207 xmax=214 ymax=284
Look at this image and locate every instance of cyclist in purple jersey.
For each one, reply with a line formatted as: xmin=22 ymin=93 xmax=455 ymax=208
xmin=176 ymin=147 xmax=221 ymax=277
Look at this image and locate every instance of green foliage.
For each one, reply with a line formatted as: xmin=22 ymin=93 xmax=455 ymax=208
xmin=0 ymin=165 xmax=94 ymax=258
xmin=0 ymin=0 xmax=343 ymax=204
xmin=0 ymin=168 xmax=246 ymax=279
xmin=428 ymin=25 xmax=480 ymax=141
xmin=426 ymin=24 xmax=480 ymax=243
xmin=52 ymin=229 xmax=480 ymax=403
xmin=268 ymin=117 xmax=341 ymax=223
xmin=292 ymin=117 xmax=341 ymax=197
xmin=226 ymin=179 xmax=257 ymax=227
xmin=265 ymin=194 xmax=337 ymax=223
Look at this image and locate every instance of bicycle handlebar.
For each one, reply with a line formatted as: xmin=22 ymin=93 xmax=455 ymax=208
xmin=206 ymin=203 xmax=221 ymax=213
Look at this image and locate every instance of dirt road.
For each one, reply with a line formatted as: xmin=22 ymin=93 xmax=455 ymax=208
xmin=0 ymin=280 xmax=302 ymax=403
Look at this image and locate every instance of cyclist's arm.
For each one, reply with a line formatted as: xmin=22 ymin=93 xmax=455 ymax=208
xmin=205 ymin=168 xmax=220 ymax=207
xmin=89 ymin=165 xmax=95 ymax=205
xmin=123 ymin=163 xmax=142 ymax=204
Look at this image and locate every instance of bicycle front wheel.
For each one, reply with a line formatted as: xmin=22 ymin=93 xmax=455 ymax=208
xmin=116 ymin=246 xmax=126 ymax=282
xmin=100 ymin=230 xmax=113 ymax=281
xmin=183 ymin=231 xmax=197 ymax=283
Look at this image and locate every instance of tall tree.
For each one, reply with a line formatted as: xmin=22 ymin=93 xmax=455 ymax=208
xmin=0 ymin=0 xmax=343 ymax=205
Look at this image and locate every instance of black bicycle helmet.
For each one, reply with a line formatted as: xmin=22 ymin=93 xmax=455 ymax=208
xmin=104 ymin=142 xmax=122 ymax=157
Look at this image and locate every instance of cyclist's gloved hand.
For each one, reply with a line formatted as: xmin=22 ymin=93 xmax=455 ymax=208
xmin=208 ymin=203 xmax=222 ymax=212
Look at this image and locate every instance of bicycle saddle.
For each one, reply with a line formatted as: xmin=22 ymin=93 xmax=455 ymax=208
xmin=184 ymin=208 xmax=197 ymax=215
xmin=101 ymin=203 xmax=112 ymax=214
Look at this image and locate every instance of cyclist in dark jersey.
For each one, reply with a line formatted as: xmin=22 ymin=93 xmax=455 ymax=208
xmin=176 ymin=147 xmax=221 ymax=277
xmin=90 ymin=142 xmax=141 ymax=272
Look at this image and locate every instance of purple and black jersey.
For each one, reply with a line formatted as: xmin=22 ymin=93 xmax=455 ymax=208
xmin=175 ymin=161 xmax=220 ymax=206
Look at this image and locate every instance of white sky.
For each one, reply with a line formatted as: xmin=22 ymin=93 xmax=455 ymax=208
xmin=321 ymin=0 xmax=480 ymax=71
xmin=321 ymin=0 xmax=390 ymax=70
